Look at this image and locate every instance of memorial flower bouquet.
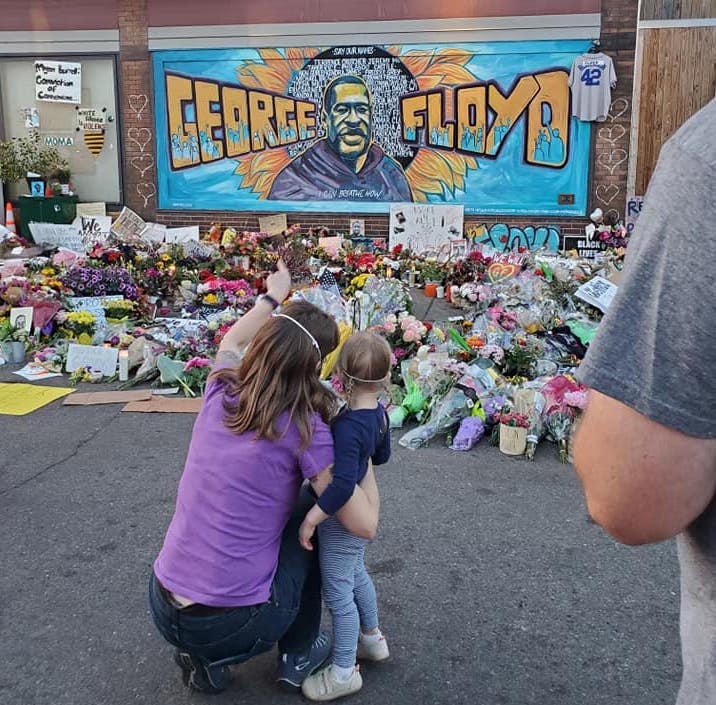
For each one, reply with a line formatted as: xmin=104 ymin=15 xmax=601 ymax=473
xmin=61 ymin=311 xmax=96 ymax=344
xmin=176 ymin=356 xmax=212 ymax=397
xmin=62 ymin=267 xmax=140 ymax=300
xmin=102 ymin=299 xmax=137 ymax=322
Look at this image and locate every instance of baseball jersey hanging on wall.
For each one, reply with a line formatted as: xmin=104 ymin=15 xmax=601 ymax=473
xmin=568 ymin=52 xmax=617 ymax=122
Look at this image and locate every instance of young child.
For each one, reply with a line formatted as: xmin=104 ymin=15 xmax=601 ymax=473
xmin=298 ymin=330 xmax=392 ymax=701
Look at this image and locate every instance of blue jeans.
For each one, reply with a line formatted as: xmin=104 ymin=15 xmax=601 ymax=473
xmin=148 ymin=487 xmax=321 ymax=669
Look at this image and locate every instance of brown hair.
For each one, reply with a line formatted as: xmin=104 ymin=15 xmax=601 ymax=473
xmin=338 ymin=331 xmax=392 ymax=395
xmin=211 ymin=301 xmax=339 ymax=447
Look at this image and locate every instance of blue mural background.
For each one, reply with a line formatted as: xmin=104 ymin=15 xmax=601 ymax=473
xmin=153 ymin=40 xmax=591 ymax=215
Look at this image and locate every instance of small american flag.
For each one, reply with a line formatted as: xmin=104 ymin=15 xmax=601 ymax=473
xmin=318 ymin=267 xmax=342 ymax=298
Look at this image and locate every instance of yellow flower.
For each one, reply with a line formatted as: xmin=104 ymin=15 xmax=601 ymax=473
xmin=41 ymin=266 xmax=56 ymax=276
xmin=203 ymin=293 xmax=219 ymax=305
xmin=156 ymin=261 xmax=164 ymax=269
xmin=161 ymin=253 xmax=171 ymax=262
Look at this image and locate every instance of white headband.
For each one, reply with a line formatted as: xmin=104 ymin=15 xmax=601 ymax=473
xmin=273 ymin=313 xmax=321 ymax=359
xmin=344 ymin=372 xmax=388 ymax=384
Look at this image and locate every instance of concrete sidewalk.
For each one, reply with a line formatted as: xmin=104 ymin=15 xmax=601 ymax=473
xmin=0 ymin=375 xmax=681 ymax=705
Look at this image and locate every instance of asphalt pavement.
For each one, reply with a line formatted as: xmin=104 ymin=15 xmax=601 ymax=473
xmin=0 ymin=292 xmax=683 ymax=705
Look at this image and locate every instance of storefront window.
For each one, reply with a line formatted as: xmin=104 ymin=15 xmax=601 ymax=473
xmin=0 ymin=56 xmax=121 ymax=203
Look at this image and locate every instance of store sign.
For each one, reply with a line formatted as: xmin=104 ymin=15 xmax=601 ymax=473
xmin=35 ymin=60 xmax=81 ymax=104
xmin=44 ymin=136 xmax=74 ymax=146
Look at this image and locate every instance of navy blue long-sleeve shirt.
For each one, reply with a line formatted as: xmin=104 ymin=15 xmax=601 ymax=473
xmin=317 ymin=405 xmax=391 ymax=516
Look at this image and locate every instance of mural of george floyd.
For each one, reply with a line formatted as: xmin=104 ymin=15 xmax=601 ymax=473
xmin=153 ymin=41 xmax=592 ymax=217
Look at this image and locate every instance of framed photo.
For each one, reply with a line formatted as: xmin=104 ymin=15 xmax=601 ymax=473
xmin=10 ymin=306 xmax=34 ymax=333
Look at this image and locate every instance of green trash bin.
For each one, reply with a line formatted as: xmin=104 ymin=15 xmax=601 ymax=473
xmin=19 ymin=195 xmax=79 ymax=240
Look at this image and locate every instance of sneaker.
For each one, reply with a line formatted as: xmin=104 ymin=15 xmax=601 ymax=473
xmin=301 ymin=664 xmax=363 ymax=701
xmin=173 ymin=650 xmax=231 ymax=694
xmin=276 ymin=633 xmax=331 ymax=692
xmin=357 ymin=632 xmax=390 ymax=662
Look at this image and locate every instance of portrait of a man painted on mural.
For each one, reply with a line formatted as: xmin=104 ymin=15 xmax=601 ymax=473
xmin=268 ymin=75 xmax=412 ymax=202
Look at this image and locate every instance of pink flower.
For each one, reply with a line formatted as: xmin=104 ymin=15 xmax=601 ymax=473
xmin=383 ymin=321 xmax=396 ymax=334
xmin=0 ymin=261 xmax=27 ymax=277
xmin=403 ymin=325 xmax=420 ymax=343
xmin=564 ymin=390 xmax=588 ymax=410
xmin=184 ymin=356 xmax=211 ymax=371
xmin=53 ymin=250 xmax=81 ymax=267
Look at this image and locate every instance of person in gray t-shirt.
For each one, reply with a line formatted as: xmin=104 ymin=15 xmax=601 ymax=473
xmin=573 ymin=97 xmax=716 ymax=705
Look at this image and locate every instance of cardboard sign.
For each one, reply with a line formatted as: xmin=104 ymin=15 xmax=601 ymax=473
xmin=389 ymin=204 xmax=464 ymax=254
xmin=258 ymin=214 xmax=287 ymax=236
xmin=318 ymin=237 xmax=343 ymax=256
xmin=73 ymin=215 xmax=112 ymax=240
xmin=66 ymin=344 xmax=119 ymax=377
xmin=165 ymin=226 xmax=200 ymax=244
xmin=141 ymin=222 xmax=167 ymax=244
xmin=28 ymin=223 xmax=84 ymax=254
xmin=76 ymin=202 xmax=107 ymax=217
xmin=626 ymin=195 xmax=644 ymax=234
xmin=35 ymin=60 xmax=81 ymax=104
xmin=77 ymin=108 xmax=106 ymax=131
xmin=575 ymin=276 xmax=617 ymax=313
xmin=122 ymin=397 xmax=204 ymax=413
xmin=63 ymin=390 xmax=152 ymax=405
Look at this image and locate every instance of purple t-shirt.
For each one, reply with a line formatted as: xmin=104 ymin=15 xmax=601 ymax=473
xmin=154 ymin=366 xmax=334 ymax=607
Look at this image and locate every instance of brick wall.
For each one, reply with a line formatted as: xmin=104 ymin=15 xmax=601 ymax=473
xmin=588 ymin=0 xmax=637 ymax=221
xmin=117 ymin=0 xmax=637 ymax=241
xmin=118 ymin=0 xmax=157 ymax=219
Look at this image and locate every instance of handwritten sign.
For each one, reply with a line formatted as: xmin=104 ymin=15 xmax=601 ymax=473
xmin=165 ymin=225 xmax=199 ymax=244
xmin=575 ymin=276 xmax=617 ymax=313
xmin=626 ymin=195 xmax=644 ymax=234
xmin=389 ymin=204 xmax=464 ymax=254
xmin=28 ymin=223 xmax=84 ymax=253
xmin=66 ymin=344 xmax=119 ymax=377
xmin=258 ymin=214 xmax=288 ymax=236
xmin=72 ymin=216 xmax=112 ymax=240
xmin=35 ymin=60 xmax=81 ymax=103
xmin=77 ymin=108 xmax=106 ymax=131
xmin=141 ymin=222 xmax=167 ymax=244
xmin=76 ymin=202 xmax=107 ymax=217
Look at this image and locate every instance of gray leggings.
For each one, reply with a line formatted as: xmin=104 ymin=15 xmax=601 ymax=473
xmin=318 ymin=517 xmax=379 ymax=668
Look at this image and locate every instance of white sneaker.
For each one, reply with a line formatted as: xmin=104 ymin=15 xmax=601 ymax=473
xmin=357 ymin=632 xmax=390 ymax=661
xmin=301 ymin=664 xmax=363 ymax=701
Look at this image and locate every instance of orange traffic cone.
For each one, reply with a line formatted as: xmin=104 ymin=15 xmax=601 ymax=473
xmin=5 ymin=202 xmax=16 ymax=234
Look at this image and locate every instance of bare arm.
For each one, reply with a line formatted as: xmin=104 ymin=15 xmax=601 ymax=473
xmin=306 ymin=464 xmax=380 ymax=541
xmin=573 ymin=390 xmax=716 ymax=545
xmin=218 ymin=260 xmax=291 ymax=354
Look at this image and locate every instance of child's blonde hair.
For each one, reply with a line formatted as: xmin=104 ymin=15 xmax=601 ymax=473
xmin=338 ymin=331 xmax=392 ymax=397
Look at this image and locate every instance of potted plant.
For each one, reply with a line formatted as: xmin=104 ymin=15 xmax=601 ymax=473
xmin=0 ymin=132 xmax=67 ymax=197
xmin=52 ymin=166 xmax=72 ymax=195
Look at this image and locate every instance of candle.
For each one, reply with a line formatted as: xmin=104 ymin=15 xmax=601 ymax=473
xmin=408 ymin=269 xmax=416 ymax=287
xmin=386 ymin=266 xmax=393 ymax=278
xmin=118 ymin=350 xmax=129 ymax=382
